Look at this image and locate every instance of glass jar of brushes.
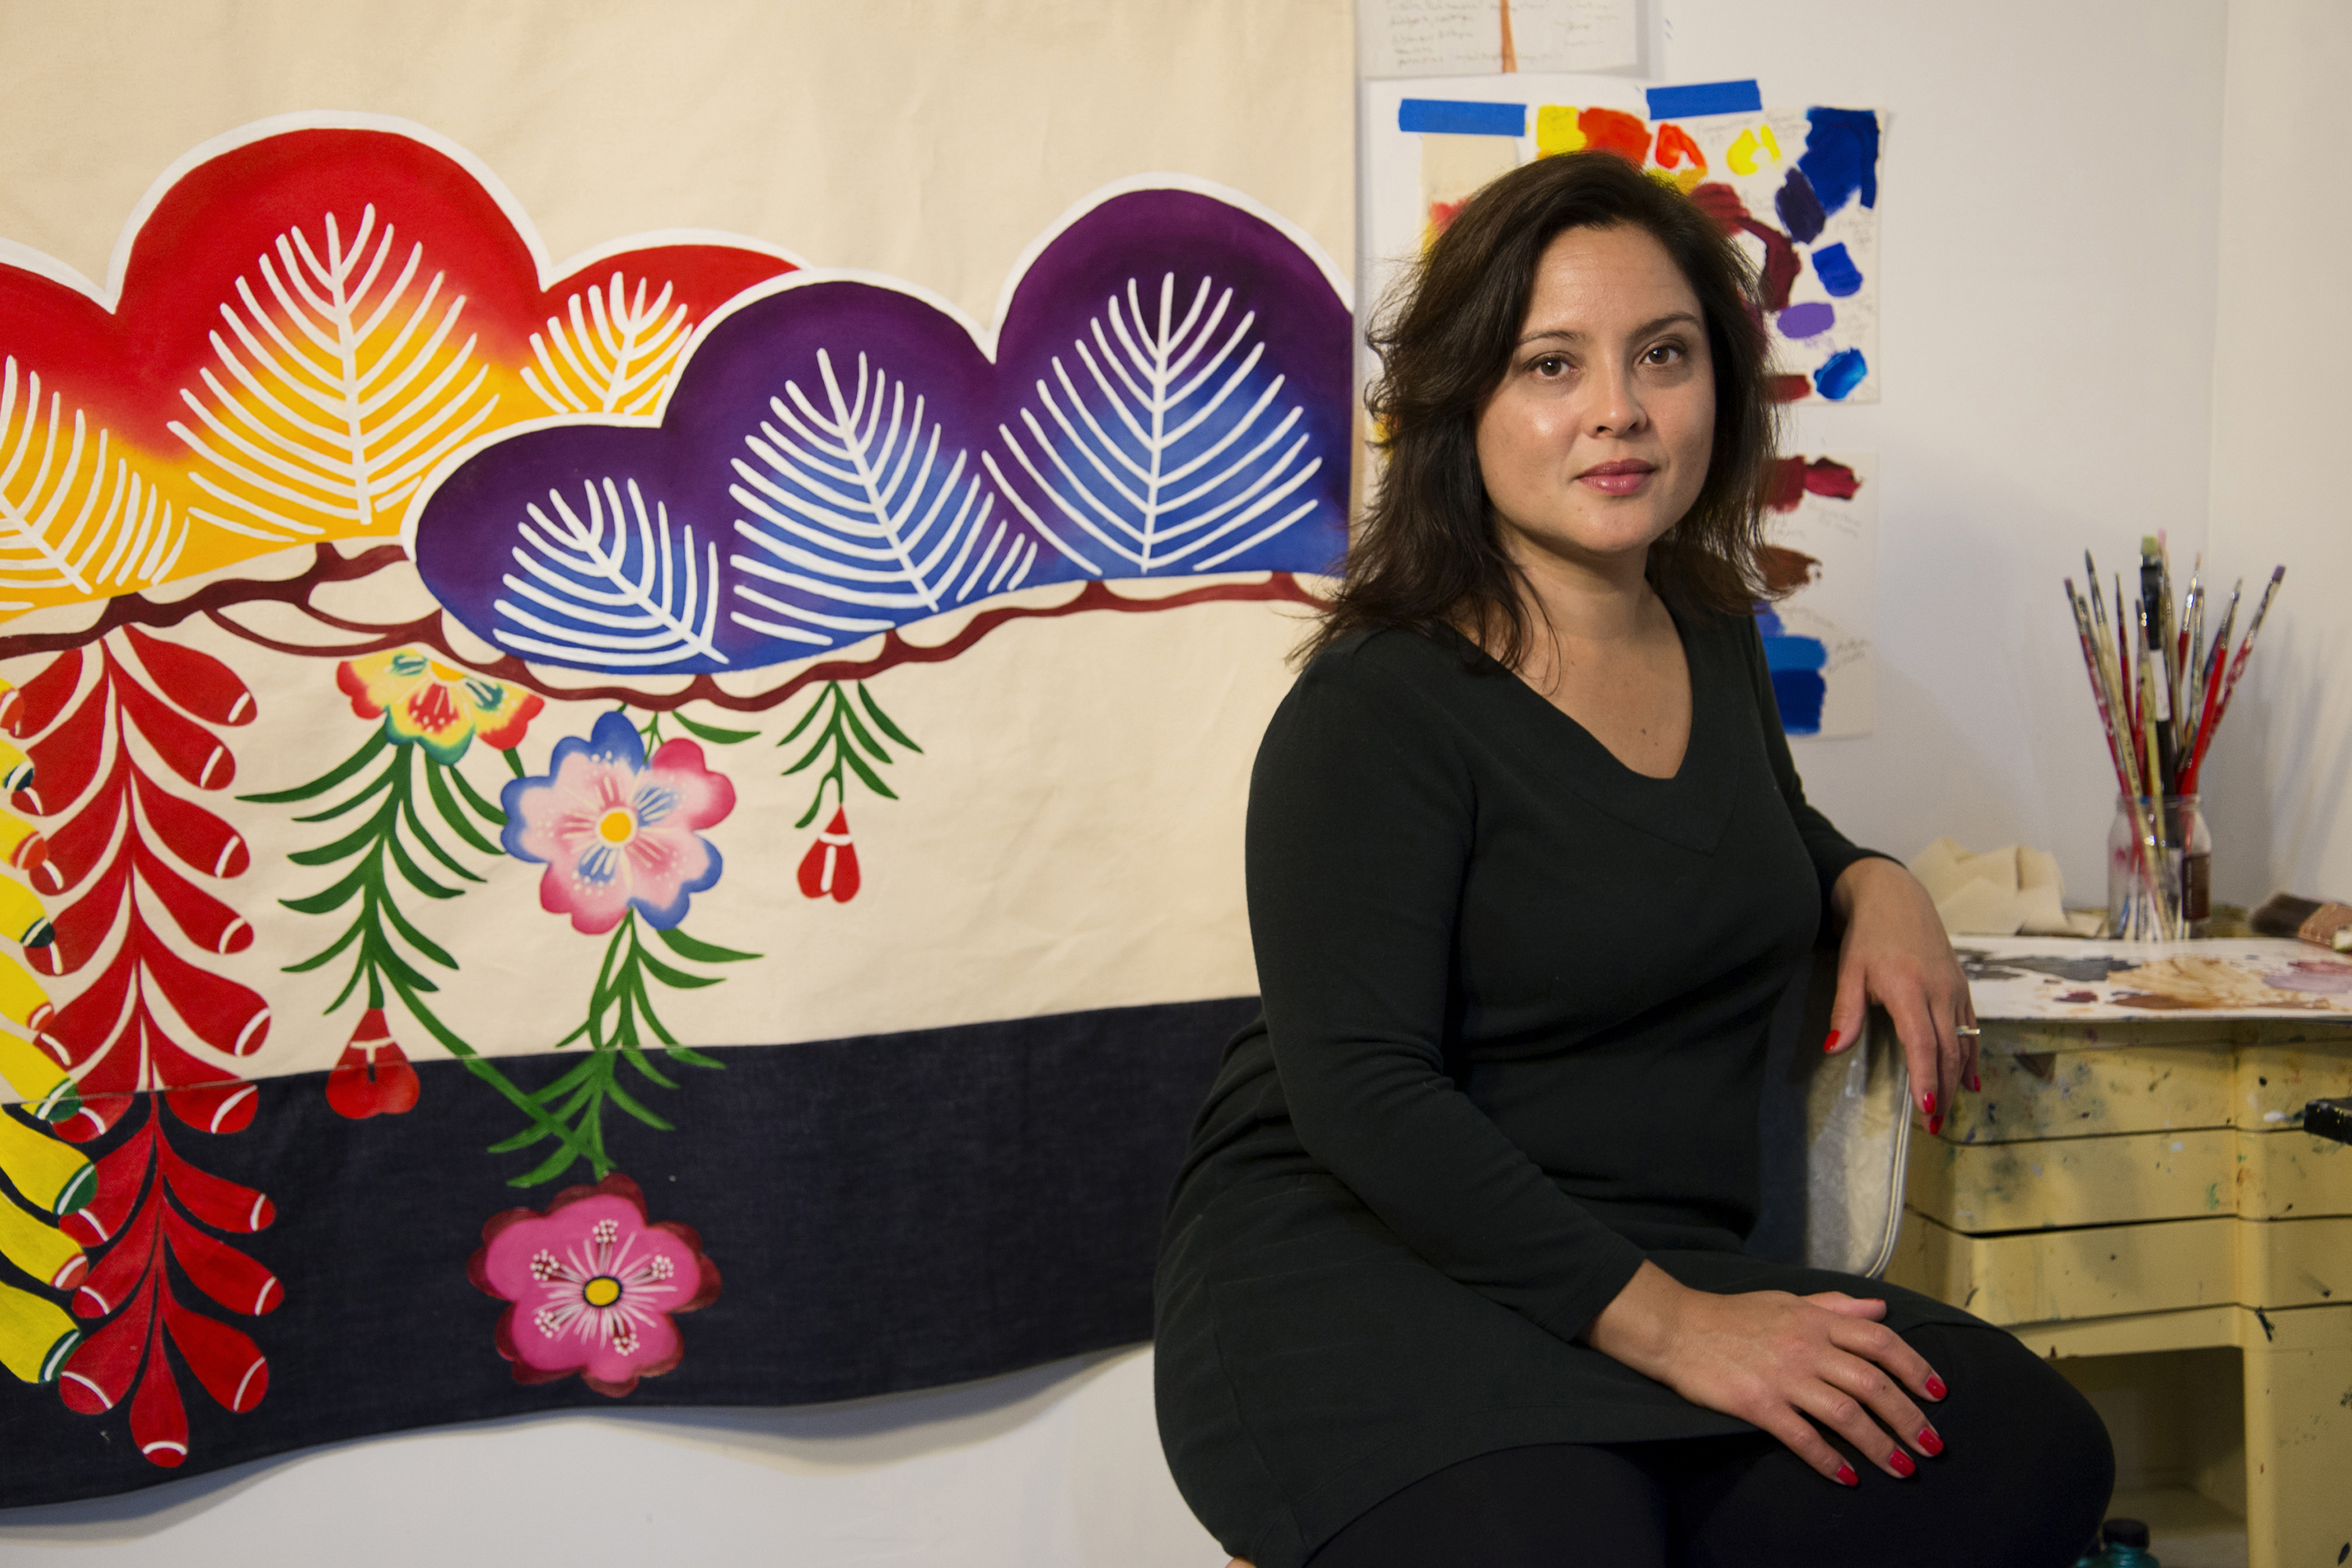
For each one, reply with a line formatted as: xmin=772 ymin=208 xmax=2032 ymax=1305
xmin=2107 ymin=793 xmax=2210 ymax=940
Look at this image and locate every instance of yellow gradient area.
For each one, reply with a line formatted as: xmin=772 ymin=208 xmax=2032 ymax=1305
xmin=2 ymin=343 xmax=551 ymax=624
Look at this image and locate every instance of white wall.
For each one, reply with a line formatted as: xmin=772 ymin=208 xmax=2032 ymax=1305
xmin=0 ymin=1347 xmax=1221 ymax=1567
xmin=2200 ymin=0 xmax=2352 ymax=905
xmin=1653 ymin=0 xmax=2233 ymax=902
xmin=8 ymin=3 xmax=2343 ymax=1565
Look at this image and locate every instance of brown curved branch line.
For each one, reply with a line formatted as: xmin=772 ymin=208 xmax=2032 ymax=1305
xmin=4 ymin=546 xmax=1326 ymax=714
xmin=201 ymin=572 xmax=1327 ymax=714
xmin=0 ymin=545 xmax=412 ymax=659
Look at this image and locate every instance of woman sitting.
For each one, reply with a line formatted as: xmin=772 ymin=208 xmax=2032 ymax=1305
xmin=1152 ymin=151 xmax=2112 ymax=1568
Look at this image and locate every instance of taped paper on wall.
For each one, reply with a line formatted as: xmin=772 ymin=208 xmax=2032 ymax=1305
xmin=1359 ymin=0 xmax=1639 ymax=79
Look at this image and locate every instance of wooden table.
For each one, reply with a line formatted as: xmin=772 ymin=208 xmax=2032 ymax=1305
xmin=1885 ymin=1013 xmax=2352 ymax=1567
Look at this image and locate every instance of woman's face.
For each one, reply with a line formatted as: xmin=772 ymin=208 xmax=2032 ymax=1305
xmin=1473 ymin=223 xmax=1715 ymax=581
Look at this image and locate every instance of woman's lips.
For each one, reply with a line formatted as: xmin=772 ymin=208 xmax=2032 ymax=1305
xmin=1577 ymin=461 xmax=1655 ymax=496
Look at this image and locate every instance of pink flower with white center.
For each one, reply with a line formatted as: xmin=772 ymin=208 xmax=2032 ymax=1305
xmin=468 ymin=1173 xmax=720 ymax=1397
xmin=499 ymin=711 xmax=736 ymax=935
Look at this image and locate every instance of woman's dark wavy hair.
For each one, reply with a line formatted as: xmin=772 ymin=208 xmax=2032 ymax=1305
xmin=1306 ymin=151 xmax=1780 ymax=667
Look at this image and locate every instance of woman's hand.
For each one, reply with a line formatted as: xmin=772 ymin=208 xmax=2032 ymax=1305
xmin=1583 ymin=1261 xmax=1947 ymax=1483
xmin=1824 ymin=857 xmax=1976 ymax=1132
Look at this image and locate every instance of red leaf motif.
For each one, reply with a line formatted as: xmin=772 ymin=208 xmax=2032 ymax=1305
xmin=122 ymin=628 xmax=256 ymax=727
xmin=129 ymin=1315 xmax=188 ymax=1466
xmin=73 ymin=1193 xmax=158 ymax=1320
xmin=5 ymin=649 xmax=82 ymax=739
xmin=797 ymin=808 xmax=859 ymax=902
xmin=162 ymin=1205 xmax=281 ymax=1316
xmin=62 ymin=1127 xmax=154 ymax=1247
xmin=325 ymin=1008 xmax=420 ymax=1119
xmin=113 ymin=673 xmax=234 ymax=791
xmin=27 ymin=851 xmax=130 ymax=977
xmin=131 ymin=768 xmax=249 ymax=878
xmin=28 ymin=749 xmax=126 ymax=895
xmin=132 ymin=837 xmax=253 ymax=954
xmin=135 ymin=914 xmax=270 ymax=1056
xmin=38 ymin=941 xmax=136 ymax=1073
xmin=16 ymin=673 xmax=111 ymax=817
xmin=161 ymin=1286 xmax=268 ymax=1412
xmin=159 ymin=1137 xmax=274 ymax=1233
xmin=58 ymin=1269 xmax=155 ymax=1414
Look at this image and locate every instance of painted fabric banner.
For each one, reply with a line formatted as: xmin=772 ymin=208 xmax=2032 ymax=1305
xmin=0 ymin=114 xmax=1348 ymax=1503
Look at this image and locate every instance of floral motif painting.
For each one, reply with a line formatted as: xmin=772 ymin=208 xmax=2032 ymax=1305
xmin=0 ymin=113 xmax=1345 ymax=1504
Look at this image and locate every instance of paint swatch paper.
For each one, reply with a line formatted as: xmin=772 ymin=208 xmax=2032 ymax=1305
xmin=1361 ymin=74 xmax=1886 ymax=402
xmin=1758 ymin=452 xmax=1876 ymax=739
xmin=1359 ymin=0 xmax=1640 ymax=78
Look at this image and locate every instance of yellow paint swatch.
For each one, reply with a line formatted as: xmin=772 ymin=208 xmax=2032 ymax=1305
xmin=1726 ymin=123 xmax=1782 ymax=176
xmin=1535 ymin=106 xmax=1585 ymax=157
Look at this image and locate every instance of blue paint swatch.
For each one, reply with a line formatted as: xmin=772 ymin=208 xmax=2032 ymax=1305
xmin=1813 ymin=347 xmax=1869 ymax=400
xmin=1777 ymin=301 xmax=1835 ymax=339
xmin=1811 ymin=242 xmax=1864 ymax=298
xmin=1398 ymin=99 xmax=1526 ymax=137
xmin=1645 ymin=79 xmax=1763 ymax=119
xmin=1755 ymin=608 xmax=1828 ymax=734
xmin=1771 ymin=670 xmax=1828 ymax=735
xmin=1798 ymin=107 xmax=1880 ymax=216
xmin=1775 ymin=167 xmax=1827 ymax=244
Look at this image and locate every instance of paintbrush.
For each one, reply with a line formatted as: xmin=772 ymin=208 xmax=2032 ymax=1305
xmin=2140 ymin=542 xmax=2180 ymax=794
xmin=2183 ymin=565 xmax=2285 ymax=793
xmin=2250 ymin=892 xmax=2352 ymax=953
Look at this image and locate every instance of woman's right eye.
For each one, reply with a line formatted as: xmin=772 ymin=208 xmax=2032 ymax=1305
xmin=1530 ymin=354 xmax=1570 ymax=377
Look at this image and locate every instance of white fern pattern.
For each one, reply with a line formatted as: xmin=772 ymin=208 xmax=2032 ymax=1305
xmin=166 ymin=204 xmax=498 ymax=540
xmin=522 ymin=273 xmax=691 ymax=416
xmin=0 ymin=356 xmax=191 ymax=610
xmin=727 ymin=349 xmax=1033 ymax=648
xmin=986 ymin=273 xmax=1322 ymax=576
xmin=492 ymin=477 xmax=726 ymax=667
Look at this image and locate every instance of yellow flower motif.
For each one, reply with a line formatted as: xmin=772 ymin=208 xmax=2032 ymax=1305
xmin=336 ymin=651 xmax=543 ymax=764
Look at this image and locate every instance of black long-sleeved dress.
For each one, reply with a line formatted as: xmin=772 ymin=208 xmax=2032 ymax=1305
xmin=1153 ymin=609 xmax=1985 ymax=1568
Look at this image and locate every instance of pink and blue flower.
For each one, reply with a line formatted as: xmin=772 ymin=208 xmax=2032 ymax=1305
xmin=499 ymin=711 xmax=735 ymax=935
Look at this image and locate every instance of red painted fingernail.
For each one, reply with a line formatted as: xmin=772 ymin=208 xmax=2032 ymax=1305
xmin=1928 ymin=1112 xmax=1944 ymax=1135
xmin=1889 ymin=1449 xmax=1916 ymax=1477
xmin=1822 ymin=1029 xmax=1842 ymax=1053
xmin=1922 ymin=1091 xmax=1936 ymax=1116
xmin=1925 ymin=1375 xmax=1947 ymax=1400
xmin=1967 ymin=1069 xmax=1981 ymax=1092
xmin=1835 ymin=1462 xmax=1858 ymax=1487
xmin=1918 ymin=1427 xmax=1944 ymax=1456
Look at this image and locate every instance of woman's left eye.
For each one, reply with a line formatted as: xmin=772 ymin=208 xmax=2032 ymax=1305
xmin=1641 ymin=342 xmax=1685 ymax=365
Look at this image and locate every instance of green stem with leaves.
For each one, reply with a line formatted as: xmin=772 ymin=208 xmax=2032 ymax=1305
xmin=244 ymin=734 xmax=585 ymax=1157
xmin=779 ymin=681 xmax=920 ymax=826
xmin=489 ymin=913 xmax=757 ymax=1186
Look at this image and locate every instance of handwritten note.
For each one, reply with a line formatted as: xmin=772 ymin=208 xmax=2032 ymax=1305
xmin=1359 ymin=0 xmax=1640 ymax=78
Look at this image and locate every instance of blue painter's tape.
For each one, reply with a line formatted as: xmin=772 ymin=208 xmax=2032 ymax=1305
xmin=1398 ymin=99 xmax=1526 ymax=137
xmin=1646 ymin=80 xmax=1763 ymax=120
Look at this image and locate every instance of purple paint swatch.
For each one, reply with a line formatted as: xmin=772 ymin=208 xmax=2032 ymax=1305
xmin=1774 ymin=167 xmax=1827 ymax=245
xmin=1811 ymin=243 xmax=1864 ymax=299
xmin=1776 ymin=302 xmax=1835 ymax=339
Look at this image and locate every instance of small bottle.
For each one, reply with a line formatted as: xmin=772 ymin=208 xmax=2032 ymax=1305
xmin=2100 ymin=1517 xmax=2160 ymax=1567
